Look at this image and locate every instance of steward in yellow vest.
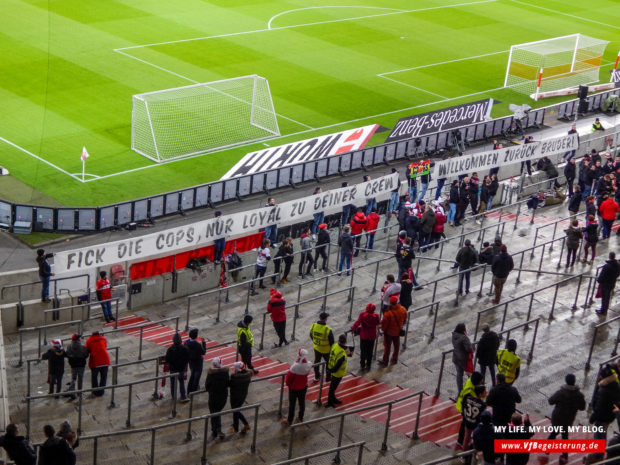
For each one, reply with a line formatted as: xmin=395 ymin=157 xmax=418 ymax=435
xmin=326 ymin=334 xmax=350 ymax=408
xmin=497 ymin=339 xmax=521 ymax=384
xmin=309 ymin=312 xmax=334 ymax=381
xmin=237 ymin=315 xmax=258 ymax=374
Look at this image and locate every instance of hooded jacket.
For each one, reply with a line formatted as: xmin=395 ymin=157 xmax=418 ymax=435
xmin=205 ymin=367 xmax=229 ymax=411
xmin=165 ymin=333 xmax=190 ymax=373
xmin=486 ymin=382 xmax=521 ymax=425
xmin=568 ymin=193 xmax=581 ymax=213
xmin=185 ymin=337 xmax=207 ymax=363
xmin=475 ymin=330 xmax=500 ymax=366
xmin=451 ymin=331 xmax=473 ymax=369
xmin=420 ymin=208 xmax=436 ymax=233
xmin=380 ymin=304 xmax=407 ymax=337
xmin=598 ymin=259 xmax=620 ymax=288
xmin=591 ymin=374 xmax=620 ymax=423
xmin=549 ymin=384 xmax=586 ymax=427
xmin=0 ymin=433 xmax=36 ymax=465
xmin=267 ymin=290 xmax=286 ymax=322
xmin=564 ymin=225 xmax=583 ymax=250
xmin=455 ymin=245 xmax=478 ymax=270
xmin=338 ymin=232 xmax=354 ymax=254
xmin=316 ymin=229 xmax=330 ymax=247
xmin=600 ymin=198 xmax=620 ymax=221
xmin=433 ymin=210 xmax=446 ymax=234
xmin=65 ymin=340 xmax=88 ymax=368
xmin=42 ymin=347 xmax=66 ymax=376
xmin=584 ymin=221 xmax=599 ymax=244
xmin=286 ymin=357 xmax=312 ymax=391
xmin=350 ymin=212 xmax=367 ymax=235
xmin=365 ymin=211 xmax=380 ymax=234
xmin=85 ymin=333 xmax=110 ymax=369
xmin=491 ymin=252 xmax=514 ymax=279
xmin=351 ymin=308 xmax=380 ymax=340
xmin=38 ymin=436 xmax=75 ymax=465
xmin=229 ymin=369 xmax=252 ymax=408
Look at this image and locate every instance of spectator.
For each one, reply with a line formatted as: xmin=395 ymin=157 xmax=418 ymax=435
xmin=326 ymin=334 xmax=349 ymax=407
xmin=478 ymin=176 xmax=491 ymax=221
xmin=337 ymin=226 xmax=353 ymax=276
xmin=350 ymin=208 xmax=367 ymax=257
xmin=340 ymin=182 xmax=356 ymax=226
xmin=487 ymin=174 xmax=499 ymax=211
xmin=380 ymin=274 xmax=401 ymax=313
xmin=430 ymin=200 xmax=446 ymax=248
xmin=36 ymin=249 xmax=53 ymax=303
xmin=312 ymin=187 xmax=324 ymax=239
xmin=351 ymin=303 xmax=380 ymax=371
xmin=314 ymin=224 xmax=329 ymax=272
xmin=564 ymin=219 xmax=583 ymax=268
xmin=298 ymin=227 xmax=314 ymax=277
xmin=461 ymin=385 xmax=487 ymax=450
xmin=504 ymin=413 xmax=533 ymax=465
xmin=599 ymin=195 xmax=620 ymax=239
xmin=389 ymin=168 xmax=401 ymax=214
xmin=538 ymin=156 xmax=560 ymax=189
xmin=165 ymin=332 xmax=190 ymax=402
xmin=250 ymin=238 xmax=271 ymax=295
xmin=473 ymin=411 xmax=496 ymax=465
xmin=65 ymin=334 xmax=88 ymax=400
xmin=491 ymin=245 xmax=514 ymax=304
xmin=407 ymin=163 xmax=418 ymax=203
xmin=205 ymin=357 xmax=229 ymax=440
xmin=455 ymin=181 xmax=470 ymax=227
xmin=435 ymin=177 xmax=447 ymax=201
xmin=419 ymin=203 xmax=436 ymax=251
xmin=596 ymin=252 xmax=620 ymax=315
xmin=185 ymin=328 xmax=207 ymax=394
xmin=418 ymin=162 xmax=431 ymax=202
xmin=399 ymin=238 xmax=420 ymax=287
xmin=452 ymin=323 xmax=474 ymax=393
xmin=264 ymin=197 xmax=278 ymax=246
xmin=379 ymin=296 xmax=407 ymax=366
xmin=365 ymin=208 xmax=380 ymax=251
xmin=41 ymin=339 xmax=66 ymax=397
xmin=469 ymin=173 xmax=480 ymax=215
xmin=56 ymin=421 xmax=78 ymax=450
xmin=213 ymin=211 xmax=226 ymax=264
xmin=591 ymin=365 xmax=620 ymax=455
xmin=455 ymin=239 xmax=478 ymax=295
xmin=237 ymin=315 xmax=258 ymax=374
xmin=398 ymin=196 xmax=411 ymax=232
xmin=593 ymin=117 xmax=605 ymax=132
xmin=399 ymin=273 xmax=413 ymax=311
xmin=547 ymin=373 xmax=585 ymax=461
xmin=479 ymin=242 xmax=494 ymax=265
xmin=486 ymin=373 xmax=521 ymax=427
xmin=476 ymin=324 xmax=499 ymax=385
xmin=363 ymin=175 xmax=377 ymax=215
xmin=521 ymin=136 xmax=534 ymax=176
xmin=38 ymin=425 xmax=75 ymax=465
xmin=96 ymin=271 xmax=114 ymax=323
xmin=497 ymin=339 xmax=521 ymax=384
xmin=86 ymin=331 xmax=110 ymax=396
xmin=274 ymin=237 xmax=294 ymax=284
xmin=448 ymin=180 xmax=459 ymax=226
xmin=310 ymin=312 xmax=334 ymax=381
xmin=405 ymin=207 xmax=419 ymax=241
xmin=565 ymin=157 xmax=577 ymax=197
xmin=0 ymin=424 xmax=35 ymax=465
xmin=564 ymin=124 xmax=578 ymax=161
xmin=583 ymin=215 xmax=599 ymax=264
xmin=229 ymin=361 xmax=253 ymax=433
xmin=267 ymin=288 xmax=288 ymax=347
xmin=455 ymin=370 xmax=483 ymax=449
xmin=567 ymin=184 xmax=582 ymax=214
xmin=283 ymin=349 xmax=312 ymax=426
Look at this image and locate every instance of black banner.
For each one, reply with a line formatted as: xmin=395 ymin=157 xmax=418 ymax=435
xmin=386 ymin=98 xmax=493 ymax=143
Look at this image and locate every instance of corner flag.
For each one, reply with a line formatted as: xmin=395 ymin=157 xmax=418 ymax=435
xmin=81 ymin=147 xmax=89 ymax=161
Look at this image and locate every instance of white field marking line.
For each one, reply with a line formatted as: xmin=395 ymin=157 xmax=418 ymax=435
xmin=378 ymin=50 xmax=509 ymax=76
xmin=378 ymin=75 xmax=448 ymax=99
xmin=114 ymin=0 xmax=500 ymax=51
xmin=69 ymin=173 xmax=101 ymax=179
xmin=83 ymin=59 xmax=616 ymax=183
xmin=509 ymin=0 xmax=620 ymax=30
xmin=267 ymin=5 xmax=408 ymax=30
xmin=0 ymin=136 xmax=82 ymax=182
xmin=114 ymin=50 xmax=314 ymax=131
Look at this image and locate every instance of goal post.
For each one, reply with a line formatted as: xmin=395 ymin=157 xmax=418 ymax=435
xmin=131 ymin=75 xmax=280 ymax=162
xmin=503 ymin=34 xmax=609 ymax=99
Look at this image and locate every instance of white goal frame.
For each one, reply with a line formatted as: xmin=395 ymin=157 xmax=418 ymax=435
xmin=131 ymin=75 xmax=280 ymax=163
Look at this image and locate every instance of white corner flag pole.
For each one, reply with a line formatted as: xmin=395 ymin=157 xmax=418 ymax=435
xmin=80 ymin=146 xmax=89 ymax=182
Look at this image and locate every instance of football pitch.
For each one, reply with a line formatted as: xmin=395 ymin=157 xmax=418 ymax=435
xmin=1 ymin=0 xmax=619 ymax=206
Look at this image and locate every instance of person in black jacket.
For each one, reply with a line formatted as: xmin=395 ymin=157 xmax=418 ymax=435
xmin=568 ymin=184 xmax=582 ymax=214
xmin=229 ymin=361 xmax=253 ymax=433
xmin=65 ymin=334 xmax=88 ymax=400
xmin=185 ymin=328 xmax=207 ymax=394
xmin=548 ymin=373 xmax=586 ymax=462
xmin=448 ymin=180 xmax=459 ymax=226
xmin=0 ymin=424 xmax=36 ymax=465
xmin=337 ymin=225 xmax=354 ymax=276
xmin=491 ymin=245 xmax=514 ymax=304
xmin=165 ymin=332 xmax=190 ymax=402
xmin=473 ymin=411 xmax=495 ymax=465
xmin=565 ymin=157 xmax=577 ymax=197
xmin=597 ymin=252 xmax=620 ymax=315
xmin=237 ymin=315 xmax=258 ymax=374
xmin=455 ymin=239 xmax=478 ymax=295
xmin=41 ymin=339 xmax=66 ymax=396
xmin=314 ymin=223 xmax=330 ymax=272
xmin=38 ymin=424 xmax=75 ymax=465
xmin=486 ymin=373 xmax=521 ymax=427
xmin=205 ymin=357 xmax=230 ymax=440
xmin=36 ymin=249 xmax=53 ymax=303
xmin=476 ymin=325 xmax=500 ymax=385
xmin=505 ymin=413 xmax=534 ymax=465
xmin=590 ymin=365 xmax=620 ymax=461
xmin=455 ymin=182 xmax=470 ymax=227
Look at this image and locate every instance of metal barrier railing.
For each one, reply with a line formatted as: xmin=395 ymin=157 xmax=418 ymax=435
xmin=287 ymin=390 xmax=425 ymax=460
xmin=402 ymin=301 xmax=441 ymax=348
xmin=418 ymin=449 xmax=476 ymax=465
xmin=1 ymin=273 xmax=91 ymax=304
xmin=532 ymin=211 xmax=587 ymax=248
xmin=586 ymin=315 xmax=620 ymax=370
xmin=274 ymin=441 xmax=365 ymax=465
xmin=43 ymin=297 xmax=122 ymax=328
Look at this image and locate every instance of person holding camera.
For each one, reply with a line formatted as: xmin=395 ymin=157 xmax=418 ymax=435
xmin=326 ymin=334 xmax=351 ymax=408
xmin=379 ymin=296 xmax=407 ymax=366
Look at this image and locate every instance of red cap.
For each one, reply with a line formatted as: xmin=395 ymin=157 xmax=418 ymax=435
xmin=318 ymin=223 xmax=327 ymax=230
xmin=389 ymin=296 xmax=399 ymax=304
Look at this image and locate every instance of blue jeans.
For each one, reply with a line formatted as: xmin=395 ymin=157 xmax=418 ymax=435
xmin=264 ymin=225 xmax=278 ymax=245
xmin=91 ymin=365 xmax=108 ymax=396
xmin=338 ymin=252 xmax=351 ymax=274
xmin=486 ymin=195 xmax=494 ymax=211
xmin=233 ymin=410 xmax=248 ymax=430
xmin=312 ymin=212 xmax=324 ymax=234
xmin=342 ymin=205 xmax=352 ymax=226
xmin=40 ymin=275 xmax=50 ymax=300
xmin=417 ymin=183 xmax=428 ymax=203
xmin=389 ymin=192 xmax=400 ymax=213
xmin=458 ymin=269 xmax=471 ymax=294
xmin=582 ymin=184 xmax=591 ymax=201
xmin=602 ymin=219 xmax=613 ymax=238
xmin=353 ymin=235 xmax=362 ymax=256
xmin=100 ymin=300 xmax=113 ymax=320
xmin=214 ymin=238 xmax=226 ymax=262
xmin=408 ymin=186 xmax=417 ymax=203
xmin=448 ymin=203 xmax=457 ymax=222
xmin=435 ymin=179 xmax=446 ymax=200
xmin=187 ymin=361 xmax=203 ymax=394
xmin=366 ymin=233 xmax=375 ymax=250
xmin=170 ymin=372 xmax=187 ymax=400
xmin=365 ymin=199 xmax=377 ymax=216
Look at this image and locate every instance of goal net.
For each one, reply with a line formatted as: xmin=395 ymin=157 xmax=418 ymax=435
xmin=132 ymin=75 xmax=280 ymax=162
xmin=503 ymin=34 xmax=609 ymax=99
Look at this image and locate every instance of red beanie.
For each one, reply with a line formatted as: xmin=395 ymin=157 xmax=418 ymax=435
xmin=389 ymin=295 xmax=399 ymax=304
xmin=366 ymin=303 xmax=376 ymax=312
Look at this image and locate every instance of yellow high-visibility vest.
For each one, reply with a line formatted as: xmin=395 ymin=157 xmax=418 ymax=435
xmin=497 ymin=349 xmax=521 ymax=383
xmin=237 ymin=326 xmax=254 ymax=348
xmin=310 ymin=323 xmax=331 ymax=354
xmin=328 ymin=344 xmax=347 ymax=378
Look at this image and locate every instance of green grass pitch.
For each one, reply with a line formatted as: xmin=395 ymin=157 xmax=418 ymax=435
xmin=0 ymin=0 xmax=618 ymax=206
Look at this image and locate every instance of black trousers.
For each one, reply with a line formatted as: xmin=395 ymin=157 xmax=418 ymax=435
xmin=299 ymin=252 xmax=314 ymax=275
xmin=273 ymin=320 xmax=287 ymax=345
xmin=313 ymin=350 xmax=329 ymax=379
xmin=240 ymin=347 xmax=254 ymax=370
xmin=287 ymin=387 xmax=307 ymax=423
xmin=328 ymin=376 xmax=342 ymax=404
xmin=314 ymin=246 xmax=328 ymax=270
xmin=359 ymin=339 xmax=375 ymax=369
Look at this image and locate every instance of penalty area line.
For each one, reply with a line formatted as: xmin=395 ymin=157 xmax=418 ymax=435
xmin=377 ymin=75 xmax=448 ymax=99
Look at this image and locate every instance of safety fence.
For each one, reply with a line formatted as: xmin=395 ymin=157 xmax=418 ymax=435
xmin=274 ymin=441 xmax=365 ymax=465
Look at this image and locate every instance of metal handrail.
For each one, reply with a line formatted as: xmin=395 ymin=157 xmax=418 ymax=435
xmin=274 ymin=441 xmax=365 ymax=465
xmin=402 ymin=301 xmax=441 ymax=347
xmin=533 ymin=211 xmax=587 ymax=247
xmin=1 ymin=273 xmax=91 ymax=304
xmin=586 ymin=315 xmax=620 ymax=370
xmin=287 ymin=390 xmax=425 ymax=459
xmin=418 ymin=449 xmax=477 ymax=465
xmin=43 ymin=297 xmax=122 ymax=328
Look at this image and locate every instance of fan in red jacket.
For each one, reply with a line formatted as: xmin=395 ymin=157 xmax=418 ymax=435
xmin=351 ymin=303 xmax=380 ymax=371
xmin=364 ymin=209 xmax=381 ymax=250
xmin=267 ymin=288 xmax=288 ymax=347
xmin=350 ymin=209 xmax=367 ymax=257
xmin=283 ymin=348 xmax=312 ymax=425
xmin=85 ymin=331 xmax=110 ymax=396
xmin=599 ymin=196 xmax=620 ymax=239
xmin=431 ymin=204 xmax=447 ymax=248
